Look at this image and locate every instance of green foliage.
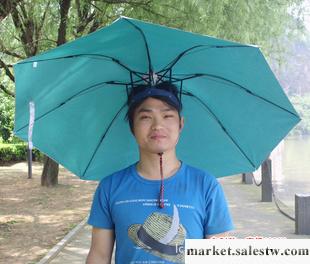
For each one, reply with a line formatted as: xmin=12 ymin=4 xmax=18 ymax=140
xmin=0 ymin=91 xmax=15 ymax=142
xmin=0 ymin=143 xmax=43 ymax=164
xmin=111 ymin=0 xmax=305 ymax=60
xmin=196 ymin=0 xmax=305 ymax=58
xmin=270 ymin=37 xmax=310 ymax=96
xmin=1 ymin=0 xmax=306 ymax=60
xmin=289 ymin=93 xmax=310 ymax=136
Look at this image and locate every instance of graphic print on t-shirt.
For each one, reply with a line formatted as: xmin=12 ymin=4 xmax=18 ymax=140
xmin=128 ymin=205 xmax=186 ymax=263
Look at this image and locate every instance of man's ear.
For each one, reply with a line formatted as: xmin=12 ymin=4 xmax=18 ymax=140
xmin=179 ymin=116 xmax=184 ymax=131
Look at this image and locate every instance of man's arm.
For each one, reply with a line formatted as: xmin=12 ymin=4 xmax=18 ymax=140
xmin=86 ymin=227 xmax=115 ymax=264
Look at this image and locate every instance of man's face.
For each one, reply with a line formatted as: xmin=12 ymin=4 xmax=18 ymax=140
xmin=132 ymin=97 xmax=184 ymax=155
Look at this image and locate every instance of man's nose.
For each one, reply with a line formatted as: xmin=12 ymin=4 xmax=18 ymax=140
xmin=151 ymin=116 xmax=163 ymax=130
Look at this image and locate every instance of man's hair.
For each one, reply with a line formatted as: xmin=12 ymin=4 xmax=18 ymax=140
xmin=125 ymin=81 xmax=182 ymax=133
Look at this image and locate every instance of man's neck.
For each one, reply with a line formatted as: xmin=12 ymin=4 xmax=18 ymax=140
xmin=136 ymin=150 xmax=181 ymax=180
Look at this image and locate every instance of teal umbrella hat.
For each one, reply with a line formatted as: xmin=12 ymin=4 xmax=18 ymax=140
xmin=13 ymin=16 xmax=300 ymax=180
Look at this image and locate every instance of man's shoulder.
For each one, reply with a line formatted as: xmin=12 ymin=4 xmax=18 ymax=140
xmin=99 ymin=163 xmax=135 ymax=184
xmin=182 ymin=163 xmax=218 ymax=185
xmin=183 ymin=163 xmax=215 ymax=177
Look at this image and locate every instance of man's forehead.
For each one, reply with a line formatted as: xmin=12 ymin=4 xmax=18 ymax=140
xmin=136 ymin=98 xmax=176 ymax=113
xmin=137 ymin=107 xmax=174 ymax=113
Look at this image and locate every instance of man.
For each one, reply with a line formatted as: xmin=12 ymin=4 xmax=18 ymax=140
xmin=86 ymin=81 xmax=234 ymax=264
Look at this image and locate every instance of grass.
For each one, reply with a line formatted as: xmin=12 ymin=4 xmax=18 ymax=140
xmin=0 ymin=142 xmax=27 ymax=147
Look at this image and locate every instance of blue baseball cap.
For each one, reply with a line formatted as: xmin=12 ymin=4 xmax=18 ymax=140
xmin=130 ymin=86 xmax=181 ymax=110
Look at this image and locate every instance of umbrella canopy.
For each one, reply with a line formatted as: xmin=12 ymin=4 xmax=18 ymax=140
xmin=13 ymin=16 xmax=300 ymax=180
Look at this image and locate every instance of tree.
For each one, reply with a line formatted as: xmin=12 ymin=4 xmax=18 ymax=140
xmin=0 ymin=0 xmax=307 ymax=186
xmin=0 ymin=0 xmax=24 ymax=21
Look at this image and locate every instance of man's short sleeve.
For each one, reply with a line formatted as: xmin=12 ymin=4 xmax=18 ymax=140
xmin=204 ymin=181 xmax=234 ymax=236
xmin=88 ymin=180 xmax=114 ymax=229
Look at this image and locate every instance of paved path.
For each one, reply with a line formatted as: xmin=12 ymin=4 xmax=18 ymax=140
xmin=40 ymin=175 xmax=310 ymax=264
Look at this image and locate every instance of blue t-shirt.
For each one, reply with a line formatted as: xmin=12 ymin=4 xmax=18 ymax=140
xmin=88 ymin=162 xmax=234 ymax=264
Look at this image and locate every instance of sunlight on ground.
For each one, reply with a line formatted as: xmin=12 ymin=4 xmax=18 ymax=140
xmin=0 ymin=162 xmax=97 ymax=264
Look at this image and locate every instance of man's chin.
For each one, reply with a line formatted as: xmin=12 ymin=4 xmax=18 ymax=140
xmin=149 ymin=147 xmax=172 ymax=155
xmin=140 ymin=143 xmax=176 ymax=155
xmin=140 ymin=146 xmax=167 ymax=154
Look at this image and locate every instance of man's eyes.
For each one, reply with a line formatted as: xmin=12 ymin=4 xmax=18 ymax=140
xmin=164 ymin=115 xmax=174 ymax=118
xmin=139 ymin=114 xmax=175 ymax=119
xmin=140 ymin=115 xmax=151 ymax=119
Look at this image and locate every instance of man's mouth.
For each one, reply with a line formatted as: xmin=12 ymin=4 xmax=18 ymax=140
xmin=150 ymin=134 xmax=166 ymax=140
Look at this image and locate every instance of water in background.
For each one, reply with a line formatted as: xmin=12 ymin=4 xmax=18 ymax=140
xmin=276 ymin=136 xmax=310 ymax=206
xmin=253 ymin=136 xmax=310 ymax=208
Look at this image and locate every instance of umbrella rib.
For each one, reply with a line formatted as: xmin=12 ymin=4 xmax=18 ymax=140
xmin=17 ymin=54 xmax=146 ymax=83
xmin=182 ymin=90 xmax=256 ymax=169
xmin=173 ymin=73 xmax=300 ymax=118
xmin=122 ymin=18 xmax=153 ymax=83
xmin=15 ymin=77 xmax=154 ymax=135
xmin=82 ymin=102 xmax=127 ymax=178
xmin=14 ymin=81 xmax=112 ymax=133
xmin=156 ymin=45 xmax=205 ymax=82
xmin=157 ymin=44 xmax=251 ymax=81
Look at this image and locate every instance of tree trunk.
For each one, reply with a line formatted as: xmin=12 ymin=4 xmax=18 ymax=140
xmin=0 ymin=0 xmax=23 ymax=21
xmin=40 ymin=0 xmax=71 ymax=186
xmin=57 ymin=0 xmax=71 ymax=46
xmin=41 ymin=155 xmax=59 ymax=187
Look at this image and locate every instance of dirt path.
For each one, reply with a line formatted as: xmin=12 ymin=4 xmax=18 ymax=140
xmin=0 ymin=162 xmax=98 ymax=264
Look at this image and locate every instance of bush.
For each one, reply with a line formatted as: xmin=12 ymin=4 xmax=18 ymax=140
xmin=0 ymin=143 xmax=44 ymax=164
xmin=289 ymin=93 xmax=310 ymax=136
xmin=0 ymin=92 xmax=14 ymax=142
